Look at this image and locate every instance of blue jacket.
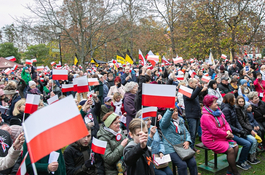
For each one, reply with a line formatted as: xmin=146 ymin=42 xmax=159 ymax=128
xmin=160 ymin=109 xmax=192 ymax=154
xmin=247 ymin=112 xmax=259 ymax=128
xmin=121 ymin=73 xmax=137 ymax=85
xmin=183 ymin=86 xmax=202 ymax=118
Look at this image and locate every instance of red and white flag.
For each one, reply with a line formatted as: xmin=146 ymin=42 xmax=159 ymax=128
xmin=204 ymin=73 xmax=209 ymax=76
xmin=24 ymin=94 xmax=40 ymax=114
xmin=173 ymin=57 xmax=183 ymax=64
xmin=73 ymin=78 xmax=78 ymax=91
xmin=147 ymin=55 xmax=159 ymax=66
xmin=12 ymin=65 xmax=18 ymax=71
xmin=162 ymin=56 xmax=170 ymax=66
xmin=190 ymin=58 xmax=194 ymax=63
xmin=139 ymin=49 xmax=147 ymax=66
xmin=189 ymin=70 xmax=196 ymax=78
xmin=176 ymin=75 xmax=184 ymax=81
xmin=40 ymin=78 xmax=44 ymax=82
xmin=77 ymin=76 xmax=89 ymax=93
xmin=87 ymin=90 xmax=94 ymax=98
xmin=51 ymin=62 xmax=56 ymax=66
xmin=142 ymin=107 xmax=157 ymax=118
xmin=31 ymin=58 xmax=37 ymax=63
xmin=221 ymin=54 xmax=227 ymax=59
xmin=47 ymin=95 xmax=59 ymax=105
xmin=142 ymin=84 xmax=176 ymax=108
xmin=91 ymin=137 xmax=107 ymax=155
xmin=52 ymin=69 xmax=68 ymax=80
xmin=22 ymin=96 xmax=89 ymax=163
xmin=5 ymin=56 xmax=16 ymax=62
xmin=62 ymin=84 xmax=74 ymax=93
xmin=201 ymin=76 xmax=211 ymax=83
xmin=145 ymin=50 xmax=154 ymax=59
xmin=178 ymin=85 xmax=193 ymax=98
xmin=4 ymin=68 xmax=12 ymax=75
xmin=88 ymin=78 xmax=100 ymax=86
xmin=37 ymin=66 xmax=44 ymax=72
xmin=25 ymin=60 xmax=32 ymax=65
xmin=112 ymin=60 xmax=120 ymax=68
xmin=16 ymin=152 xmax=28 ymax=175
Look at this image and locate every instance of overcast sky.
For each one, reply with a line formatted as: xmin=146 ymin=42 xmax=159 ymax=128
xmin=0 ymin=0 xmax=35 ymax=28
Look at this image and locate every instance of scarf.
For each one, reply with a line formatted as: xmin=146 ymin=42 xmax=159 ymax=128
xmin=172 ymin=119 xmax=180 ymax=133
xmin=249 ymin=101 xmax=259 ymax=107
xmin=105 ymin=104 xmax=111 ymax=109
xmin=204 ymin=106 xmax=225 ymax=127
xmin=113 ymin=100 xmax=123 ymax=116
xmin=104 ymin=126 xmax=122 ymax=136
xmin=230 ymin=83 xmax=238 ymax=89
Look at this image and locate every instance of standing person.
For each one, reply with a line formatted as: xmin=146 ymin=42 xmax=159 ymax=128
xmin=229 ymin=63 xmax=240 ymax=76
xmin=235 ymin=96 xmax=260 ymax=164
xmin=201 ymin=95 xmax=240 ymax=175
xmin=253 ymin=72 xmax=265 ymax=98
xmin=107 ymin=77 xmax=125 ymax=99
xmin=221 ymin=93 xmax=252 ymax=170
xmin=123 ymin=118 xmax=155 ymax=175
xmin=160 ymin=108 xmax=198 ymax=175
xmin=64 ymin=125 xmax=104 ymax=175
xmin=21 ymin=66 xmax=32 ymax=85
xmin=106 ymin=72 xmax=115 ymax=89
xmin=123 ymin=82 xmax=138 ymax=132
xmin=97 ymin=112 xmax=129 ymax=175
xmin=183 ymin=78 xmax=206 ymax=150
xmin=121 ymin=66 xmax=137 ymax=85
xmin=93 ymin=74 xmax=104 ymax=104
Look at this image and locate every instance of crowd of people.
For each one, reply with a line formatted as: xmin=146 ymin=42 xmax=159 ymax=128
xmin=0 ymin=56 xmax=265 ymax=175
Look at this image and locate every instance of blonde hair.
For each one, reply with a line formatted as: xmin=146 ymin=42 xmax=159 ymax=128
xmin=113 ymin=92 xmax=122 ymax=101
xmin=129 ymin=118 xmax=146 ymax=134
xmin=13 ymin=98 xmax=26 ymax=116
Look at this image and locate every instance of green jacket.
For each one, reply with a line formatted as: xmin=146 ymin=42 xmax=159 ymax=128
xmin=21 ymin=68 xmax=32 ymax=85
xmin=97 ymin=125 xmax=128 ymax=175
xmin=100 ymin=105 xmax=114 ymax=122
xmin=22 ymin=142 xmax=66 ymax=175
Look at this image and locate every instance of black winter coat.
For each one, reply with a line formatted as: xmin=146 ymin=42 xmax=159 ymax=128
xmin=124 ymin=141 xmax=155 ymax=175
xmin=251 ymin=101 xmax=265 ymax=123
xmin=235 ymin=105 xmax=253 ymax=134
xmin=183 ymin=86 xmax=202 ymax=118
xmin=221 ymin=103 xmax=243 ymax=135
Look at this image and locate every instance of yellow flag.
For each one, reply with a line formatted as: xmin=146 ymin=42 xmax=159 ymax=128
xmin=117 ymin=55 xmax=126 ymax=64
xmin=125 ymin=54 xmax=133 ymax=65
xmin=74 ymin=54 xmax=78 ymax=66
xmin=91 ymin=58 xmax=99 ymax=67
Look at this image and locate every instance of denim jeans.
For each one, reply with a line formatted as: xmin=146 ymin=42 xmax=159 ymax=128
xmin=187 ymin=118 xmax=199 ymax=148
xmin=154 ymin=166 xmax=174 ymax=175
xmin=246 ymin=135 xmax=258 ymax=154
xmin=233 ymin=135 xmax=251 ymax=163
xmin=170 ymin=152 xmax=198 ymax=175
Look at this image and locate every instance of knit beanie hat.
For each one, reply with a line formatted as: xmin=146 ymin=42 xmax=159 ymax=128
xmin=29 ymin=81 xmax=36 ymax=87
xmin=240 ymin=79 xmax=247 ymax=85
xmin=244 ymin=102 xmax=251 ymax=110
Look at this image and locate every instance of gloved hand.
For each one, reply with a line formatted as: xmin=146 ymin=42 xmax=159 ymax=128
xmin=84 ymin=159 xmax=92 ymax=168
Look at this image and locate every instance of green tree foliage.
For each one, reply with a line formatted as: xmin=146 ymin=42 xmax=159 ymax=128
xmin=24 ymin=44 xmax=50 ymax=65
xmin=0 ymin=42 xmax=21 ymax=63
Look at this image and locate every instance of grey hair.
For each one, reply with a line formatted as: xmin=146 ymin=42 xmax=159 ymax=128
xmin=135 ymin=109 xmax=142 ymax=118
xmin=247 ymin=91 xmax=259 ymax=101
xmin=124 ymin=82 xmax=138 ymax=92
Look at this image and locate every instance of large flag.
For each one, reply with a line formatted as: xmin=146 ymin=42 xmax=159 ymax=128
xmin=142 ymin=107 xmax=157 ymax=118
xmin=61 ymin=84 xmax=74 ymax=93
xmin=162 ymin=56 xmax=170 ymax=65
xmin=208 ymin=50 xmax=215 ymax=65
xmin=16 ymin=152 xmax=28 ymax=175
xmin=22 ymin=96 xmax=89 ymax=163
xmin=88 ymin=78 xmax=100 ymax=86
xmin=4 ymin=68 xmax=12 ymax=75
xmin=178 ymin=85 xmax=193 ymax=98
xmin=142 ymin=83 xmax=175 ymax=108
xmin=139 ymin=49 xmax=146 ymax=66
xmin=77 ymin=76 xmax=89 ymax=93
xmin=24 ymin=94 xmax=40 ymax=114
xmin=116 ymin=50 xmax=126 ymax=65
xmin=52 ymin=69 xmax=68 ymax=80
xmin=91 ymin=137 xmax=107 ymax=155
xmin=147 ymin=55 xmax=159 ymax=66
xmin=173 ymin=57 xmax=183 ymax=64
xmin=5 ymin=56 xmax=16 ymax=62
xmin=74 ymin=54 xmax=78 ymax=66
xmin=145 ymin=50 xmax=154 ymax=59
xmin=25 ymin=60 xmax=32 ymax=65
xmin=125 ymin=49 xmax=133 ymax=65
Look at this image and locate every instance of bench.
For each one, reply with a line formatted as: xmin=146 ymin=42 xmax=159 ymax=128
xmin=195 ymin=142 xmax=229 ymax=174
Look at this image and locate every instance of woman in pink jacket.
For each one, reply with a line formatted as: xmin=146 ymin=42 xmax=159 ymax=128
xmin=253 ymin=72 xmax=265 ymax=97
xmin=201 ymin=95 xmax=240 ymax=175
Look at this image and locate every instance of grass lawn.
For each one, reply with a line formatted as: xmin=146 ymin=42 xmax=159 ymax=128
xmin=170 ymin=137 xmax=265 ymax=175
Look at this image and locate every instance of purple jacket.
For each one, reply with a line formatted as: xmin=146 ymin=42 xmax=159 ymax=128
xmin=123 ymin=92 xmax=137 ymax=120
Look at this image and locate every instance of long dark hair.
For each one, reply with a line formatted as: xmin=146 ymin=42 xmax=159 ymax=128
xmin=208 ymin=80 xmax=217 ymax=89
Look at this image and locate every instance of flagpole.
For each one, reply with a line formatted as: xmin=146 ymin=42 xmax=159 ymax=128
xmin=32 ymin=163 xmax=38 ymax=175
xmin=22 ymin=113 xmax=25 ymax=123
xmin=52 ymin=80 xmax=54 ymax=92
xmin=154 ymin=116 xmax=157 ymax=128
xmin=141 ymin=105 xmax=143 ymax=131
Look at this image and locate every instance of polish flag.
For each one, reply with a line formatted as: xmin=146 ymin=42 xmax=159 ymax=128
xmin=4 ymin=68 xmax=12 ymax=75
xmin=201 ymin=76 xmax=211 ymax=83
xmin=145 ymin=50 xmax=154 ymax=59
xmin=139 ymin=49 xmax=147 ymax=66
xmin=62 ymin=84 xmax=74 ymax=93
xmin=162 ymin=56 xmax=170 ymax=66
xmin=47 ymin=95 xmax=59 ymax=105
xmin=31 ymin=58 xmax=37 ymax=63
xmin=204 ymin=73 xmax=209 ymax=76
xmin=5 ymin=56 xmax=16 ymax=62
xmin=22 ymin=96 xmax=89 ymax=163
xmin=12 ymin=65 xmax=18 ymax=71
xmin=173 ymin=57 xmax=183 ymax=64
xmin=16 ymin=152 xmax=28 ymax=175
xmin=142 ymin=107 xmax=157 ymax=118
xmin=189 ymin=70 xmax=196 ymax=78
xmin=112 ymin=60 xmax=120 ymax=68
xmin=147 ymin=55 xmax=159 ymax=66
xmin=91 ymin=137 xmax=107 ymax=155
xmin=176 ymin=75 xmax=184 ymax=81
xmin=87 ymin=90 xmax=94 ymax=98
xmin=142 ymin=84 xmax=176 ymax=108
xmin=40 ymin=78 xmax=44 ymax=82
xmin=190 ymin=58 xmax=194 ymax=63
xmin=51 ymin=62 xmax=56 ymax=66
xmin=77 ymin=76 xmax=89 ymax=93
xmin=178 ymin=85 xmax=193 ymax=98
xmin=37 ymin=66 xmax=44 ymax=72
xmin=25 ymin=60 xmax=32 ymax=65
xmin=221 ymin=54 xmax=227 ymax=59
xmin=24 ymin=94 xmax=40 ymax=114
xmin=73 ymin=78 xmax=78 ymax=91
xmin=52 ymin=69 xmax=68 ymax=80
xmin=88 ymin=78 xmax=100 ymax=86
